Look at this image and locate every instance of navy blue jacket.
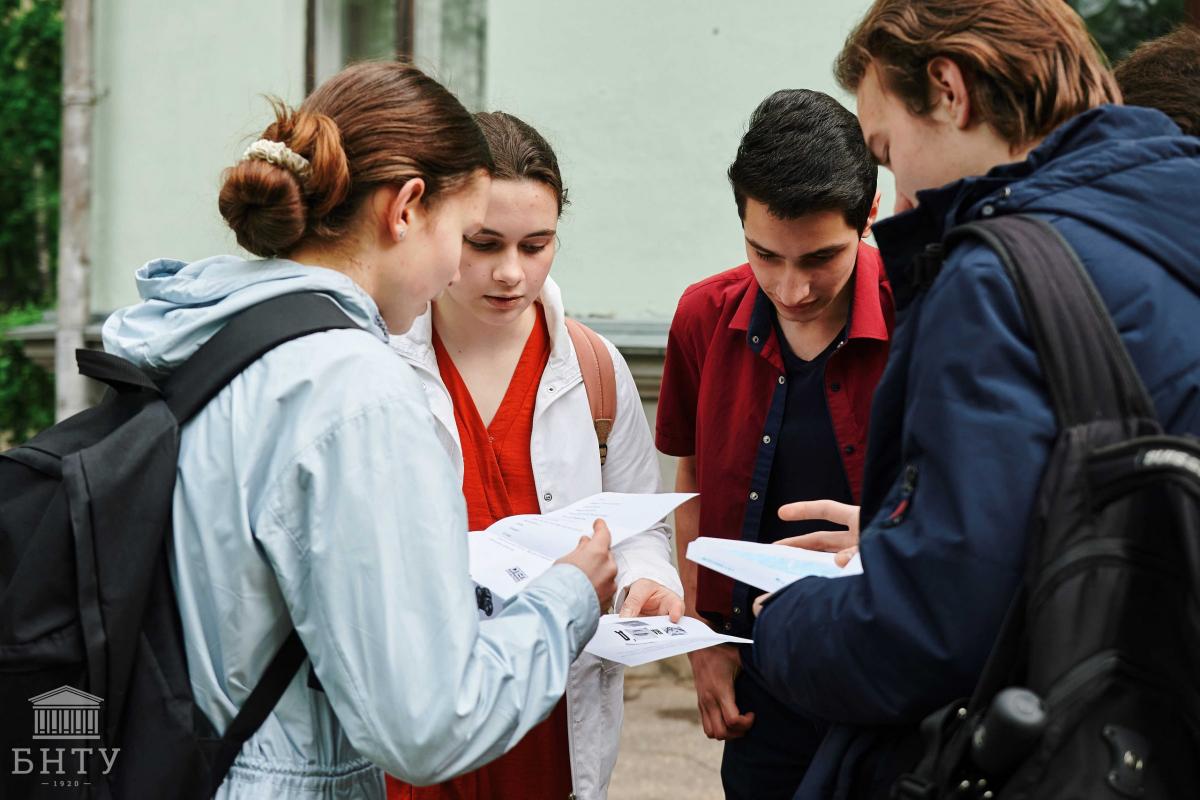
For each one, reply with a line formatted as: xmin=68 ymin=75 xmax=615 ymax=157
xmin=751 ymin=105 xmax=1200 ymax=799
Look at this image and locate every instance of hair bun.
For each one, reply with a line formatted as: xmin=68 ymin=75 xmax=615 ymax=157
xmin=218 ymin=157 xmax=307 ymax=257
xmin=216 ymin=63 xmax=493 ymax=256
xmin=219 ymin=99 xmax=351 ymax=256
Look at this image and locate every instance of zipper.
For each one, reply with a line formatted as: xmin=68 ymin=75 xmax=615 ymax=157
xmin=883 ymin=464 xmax=919 ymax=527
xmin=1044 ymin=650 xmax=1120 ymax=710
xmin=1029 ymin=538 xmax=1181 ymax=611
xmin=1044 ymin=650 xmax=1200 ymax=730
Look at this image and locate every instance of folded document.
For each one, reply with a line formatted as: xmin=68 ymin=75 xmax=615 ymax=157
xmin=470 ymin=491 xmax=696 ymax=617
xmin=584 ymin=614 xmax=752 ymax=667
xmin=686 ymin=536 xmax=863 ymax=593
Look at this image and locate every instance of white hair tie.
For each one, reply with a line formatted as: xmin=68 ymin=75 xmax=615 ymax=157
xmin=241 ymin=138 xmax=312 ymax=182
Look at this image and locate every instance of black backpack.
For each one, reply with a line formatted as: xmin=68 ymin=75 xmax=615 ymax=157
xmin=0 ymin=293 xmax=358 ymax=799
xmin=893 ymin=215 xmax=1200 ymax=799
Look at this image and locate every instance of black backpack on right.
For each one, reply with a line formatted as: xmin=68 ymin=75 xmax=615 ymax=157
xmin=894 ymin=215 xmax=1200 ymax=800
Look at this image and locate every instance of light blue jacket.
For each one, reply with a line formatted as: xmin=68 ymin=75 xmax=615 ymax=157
xmin=103 ymin=255 xmax=599 ymax=799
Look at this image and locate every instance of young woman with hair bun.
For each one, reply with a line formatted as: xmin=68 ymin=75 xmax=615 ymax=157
xmin=102 ymin=63 xmax=617 ymax=799
xmin=389 ymin=111 xmax=684 ymax=800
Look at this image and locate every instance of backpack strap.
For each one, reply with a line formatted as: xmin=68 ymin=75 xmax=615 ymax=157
xmin=162 ymin=292 xmax=362 ymax=424
xmin=565 ymin=318 xmax=618 ymax=466
xmin=207 ymin=630 xmax=307 ymax=793
xmin=77 ymin=348 xmax=163 ymax=395
xmin=157 ymin=293 xmax=360 ymax=792
xmin=942 ymin=215 xmax=1157 ymax=696
xmin=944 ymin=214 xmax=1156 ymax=427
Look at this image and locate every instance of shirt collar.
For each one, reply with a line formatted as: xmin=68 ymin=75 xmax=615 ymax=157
xmin=729 ymin=241 xmax=890 ymax=352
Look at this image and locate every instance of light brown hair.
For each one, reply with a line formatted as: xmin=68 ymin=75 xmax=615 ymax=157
xmin=1115 ymin=25 xmax=1200 ymax=137
xmin=219 ymin=61 xmax=493 ymax=257
xmin=473 ymin=111 xmax=569 ymax=216
xmin=834 ymin=0 xmax=1121 ymax=147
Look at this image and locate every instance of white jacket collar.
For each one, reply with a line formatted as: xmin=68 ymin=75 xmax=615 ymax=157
xmin=390 ymin=275 xmax=580 ymax=384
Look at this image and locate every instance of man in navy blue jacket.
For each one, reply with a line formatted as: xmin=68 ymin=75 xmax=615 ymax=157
xmin=750 ymin=1 xmax=1200 ymax=797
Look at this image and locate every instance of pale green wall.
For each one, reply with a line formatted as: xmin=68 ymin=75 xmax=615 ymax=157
xmin=481 ymin=0 xmax=894 ymax=321
xmin=91 ymin=0 xmax=306 ymax=313
xmin=90 ymin=2 xmax=892 ymax=319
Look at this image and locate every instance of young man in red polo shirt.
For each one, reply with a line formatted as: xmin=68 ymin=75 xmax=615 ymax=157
xmin=656 ymin=89 xmax=893 ymax=799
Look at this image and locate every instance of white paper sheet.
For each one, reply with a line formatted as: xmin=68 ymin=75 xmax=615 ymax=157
xmin=583 ymin=614 xmax=752 ymax=667
xmin=686 ymin=536 xmax=863 ymax=593
xmin=469 ymin=492 xmax=697 ymax=617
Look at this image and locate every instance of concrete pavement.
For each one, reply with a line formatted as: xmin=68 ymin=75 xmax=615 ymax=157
xmin=607 ymin=656 xmax=724 ymax=799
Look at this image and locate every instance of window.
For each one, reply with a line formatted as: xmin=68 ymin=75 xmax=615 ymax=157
xmin=305 ymin=0 xmax=485 ymax=109
xmin=308 ymin=0 xmax=410 ymax=89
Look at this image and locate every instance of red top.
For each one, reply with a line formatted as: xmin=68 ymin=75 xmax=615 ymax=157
xmin=655 ymin=243 xmax=894 ymax=627
xmin=387 ymin=304 xmax=573 ymax=800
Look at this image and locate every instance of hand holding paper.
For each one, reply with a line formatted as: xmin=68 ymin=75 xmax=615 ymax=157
xmin=775 ymin=499 xmax=861 ymax=567
xmin=553 ymin=519 xmax=618 ymax=606
xmin=618 ymin=578 xmax=685 ymax=622
xmin=470 ymin=491 xmax=696 ymax=616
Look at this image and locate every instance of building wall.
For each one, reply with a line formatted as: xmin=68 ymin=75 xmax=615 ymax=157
xmin=480 ymin=0 xmax=894 ymax=321
xmin=89 ymin=1 xmax=889 ymax=321
xmin=91 ymin=0 xmax=306 ymax=313
xmin=72 ymin=1 xmax=889 ymax=519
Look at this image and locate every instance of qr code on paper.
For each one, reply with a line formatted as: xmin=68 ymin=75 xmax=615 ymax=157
xmin=505 ymin=567 xmax=529 ymax=583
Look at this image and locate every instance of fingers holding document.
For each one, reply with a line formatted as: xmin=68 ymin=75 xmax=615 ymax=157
xmin=776 ymin=498 xmax=860 ymax=530
xmin=618 ymin=578 xmax=686 ymax=622
xmin=775 ymin=499 xmax=861 ymax=566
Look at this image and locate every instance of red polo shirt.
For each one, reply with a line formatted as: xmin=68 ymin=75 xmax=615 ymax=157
xmin=656 ymin=242 xmax=893 ymax=631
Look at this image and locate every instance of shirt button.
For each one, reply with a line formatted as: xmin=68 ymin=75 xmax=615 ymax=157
xmin=830 ymin=382 xmax=841 ymax=392
xmin=778 ymin=375 xmax=786 ymax=385
xmin=749 ymin=491 xmax=759 ymax=501
xmin=762 ymin=435 xmax=771 ymax=444
xmin=544 ymin=492 xmax=553 ymax=502
xmin=844 ymin=445 xmax=856 ymax=455
xmin=752 ymin=335 xmax=760 ymax=344
xmin=733 ymin=606 xmax=742 ymax=615
xmin=723 ymin=621 xmax=733 ymax=632
xmin=547 ymin=386 xmax=555 ymax=393
xmin=981 ymin=204 xmax=996 ymax=217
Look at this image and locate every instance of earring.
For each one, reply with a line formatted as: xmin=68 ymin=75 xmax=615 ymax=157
xmin=395 ymin=226 xmax=407 ymax=240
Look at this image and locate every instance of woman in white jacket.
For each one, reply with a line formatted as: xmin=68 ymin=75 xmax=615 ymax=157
xmin=389 ymin=112 xmax=684 ymax=800
xmin=102 ymin=65 xmax=619 ymax=799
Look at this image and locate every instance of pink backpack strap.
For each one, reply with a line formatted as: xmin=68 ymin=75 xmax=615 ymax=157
xmin=565 ymin=318 xmax=617 ymax=466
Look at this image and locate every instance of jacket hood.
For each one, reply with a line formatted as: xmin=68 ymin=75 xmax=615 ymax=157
xmin=102 ymin=255 xmax=388 ymax=373
xmin=875 ymin=104 xmax=1200 ymax=305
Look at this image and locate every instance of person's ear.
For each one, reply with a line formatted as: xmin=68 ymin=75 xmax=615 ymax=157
xmin=927 ymin=56 xmax=972 ymax=130
xmin=384 ymin=177 xmax=427 ymax=244
xmin=861 ymin=189 xmax=883 ymax=239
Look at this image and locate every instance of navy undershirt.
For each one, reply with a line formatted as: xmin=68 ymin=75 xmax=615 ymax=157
xmin=758 ymin=320 xmax=854 ymax=543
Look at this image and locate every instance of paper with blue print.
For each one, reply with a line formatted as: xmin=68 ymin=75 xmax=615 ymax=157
xmin=687 ymin=536 xmax=863 ymax=592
